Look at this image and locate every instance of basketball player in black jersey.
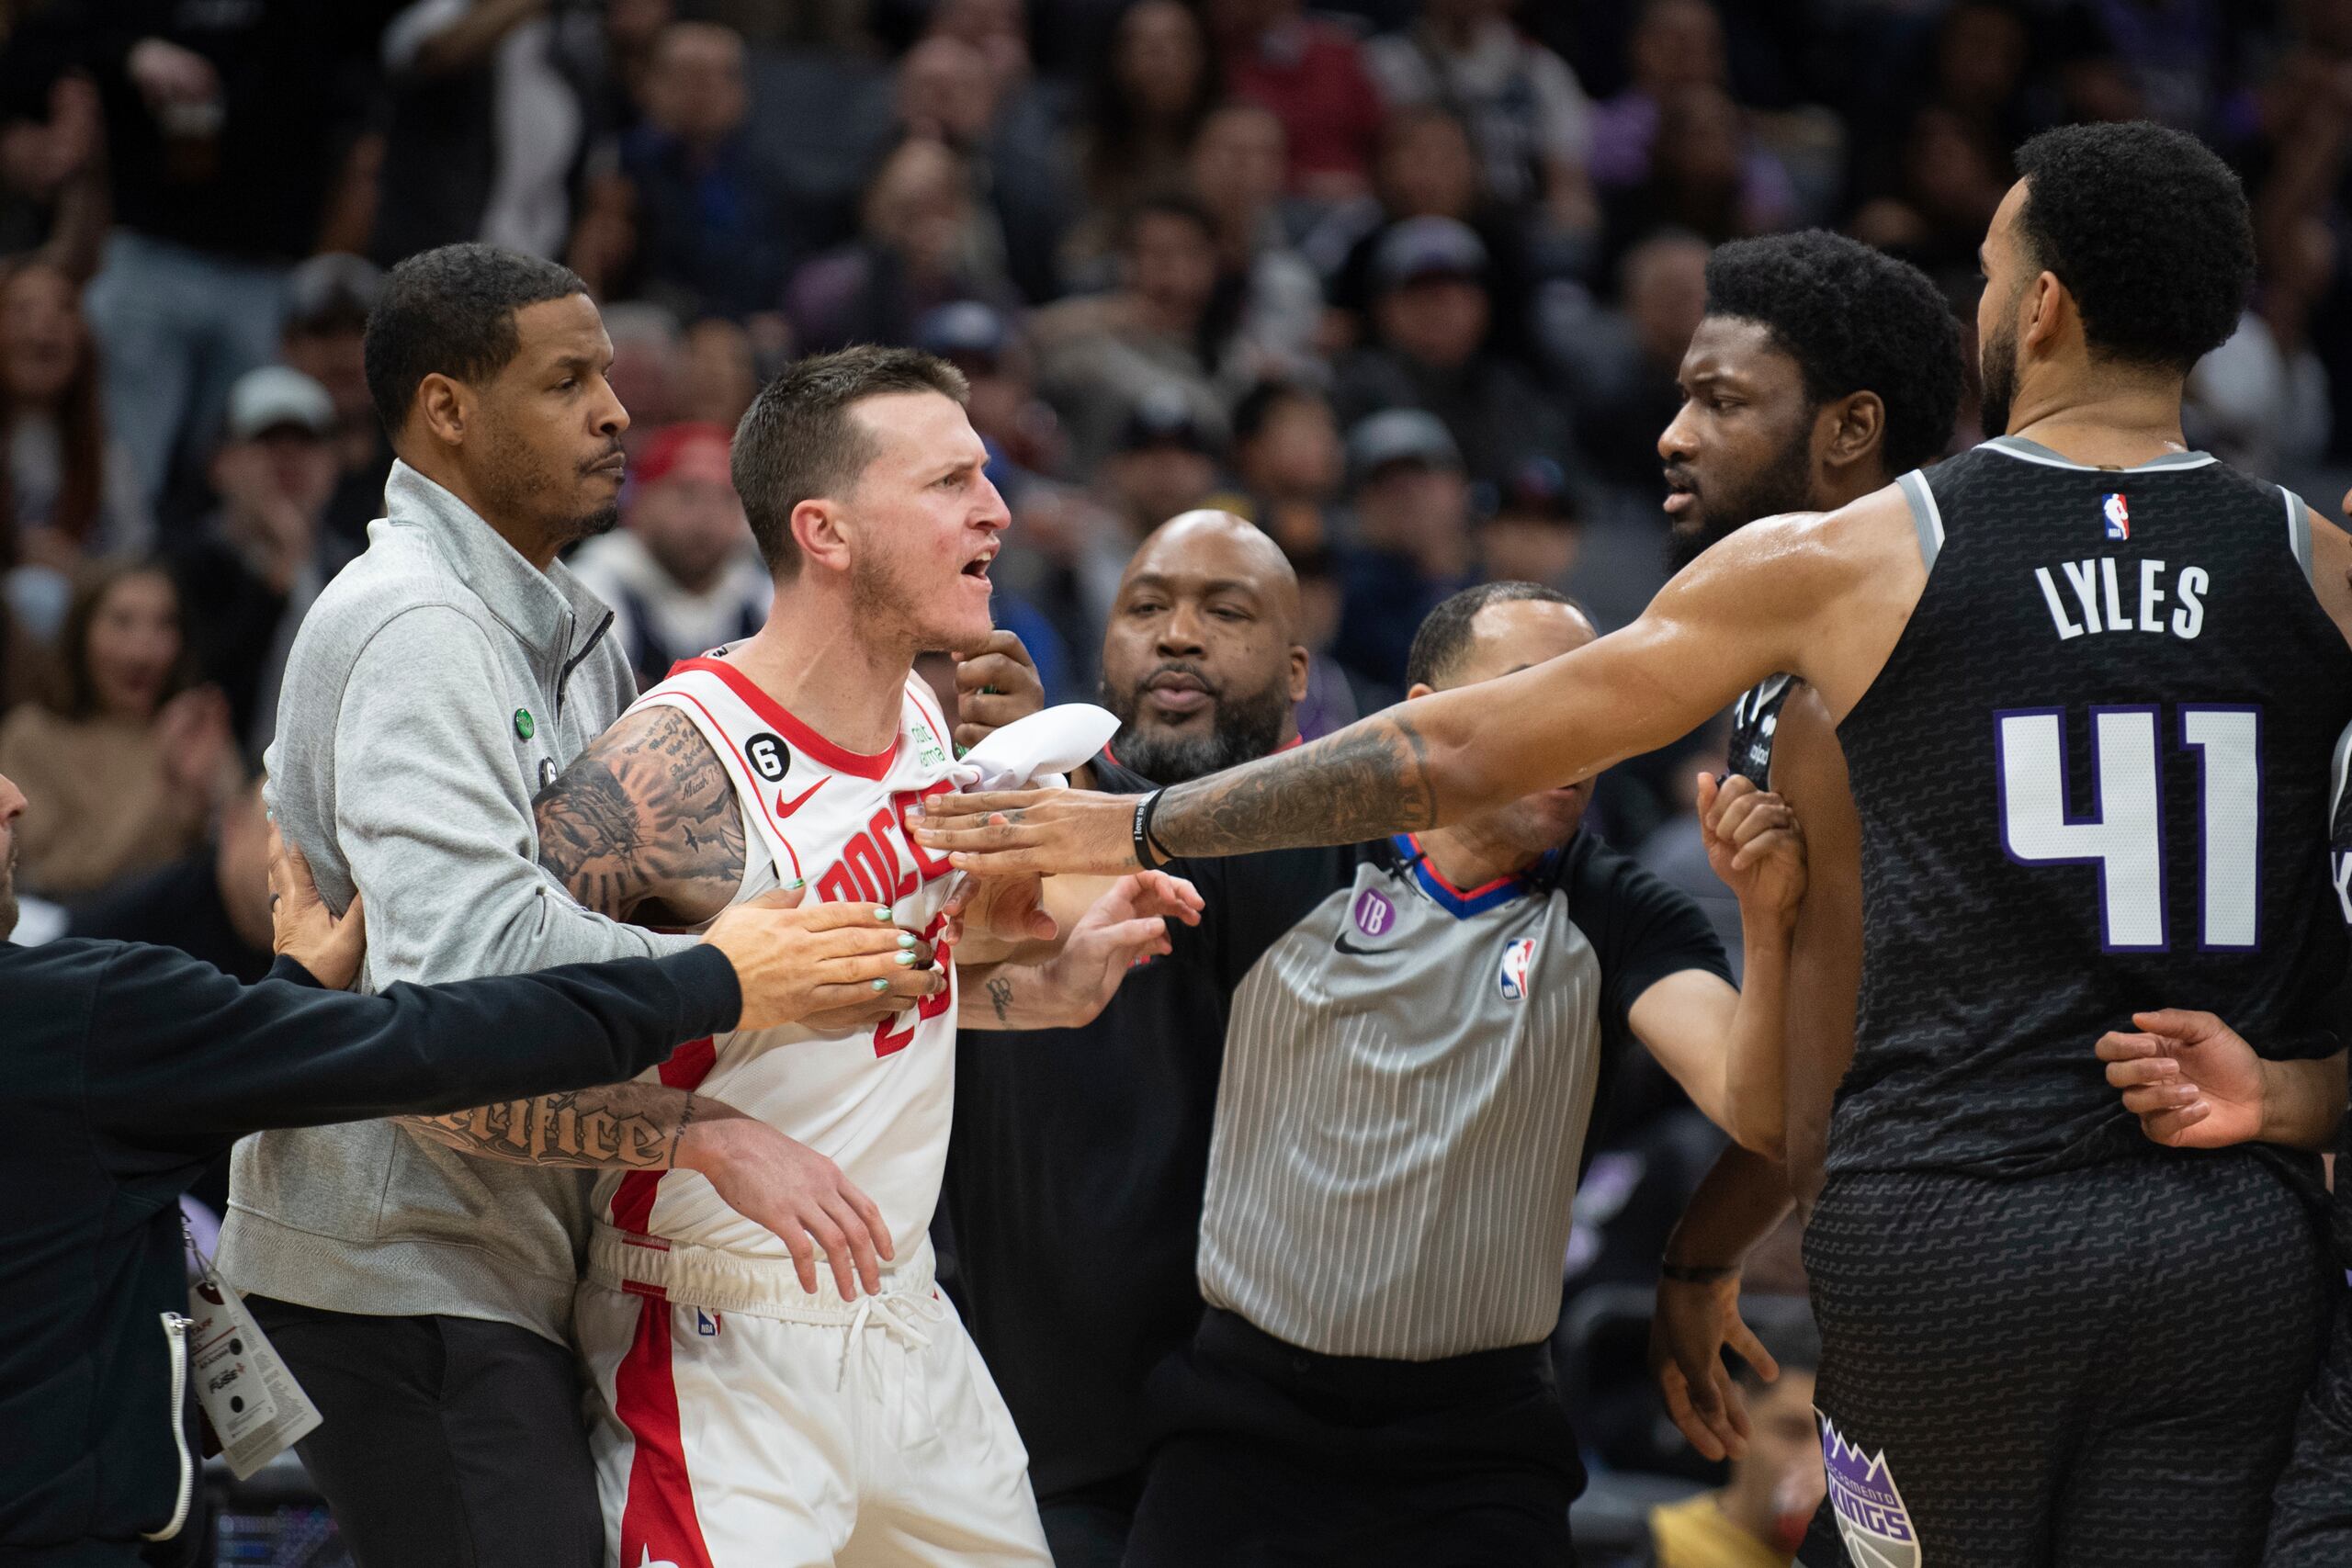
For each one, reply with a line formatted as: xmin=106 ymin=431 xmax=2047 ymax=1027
xmin=916 ymin=121 xmax=2352 ymax=1567
xmin=1640 ymin=231 xmax=1964 ymax=1466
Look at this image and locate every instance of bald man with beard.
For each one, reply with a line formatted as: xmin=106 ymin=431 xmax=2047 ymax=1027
xmin=941 ymin=511 xmax=1310 ymax=1568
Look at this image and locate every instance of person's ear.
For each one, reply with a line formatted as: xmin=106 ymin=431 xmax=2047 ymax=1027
xmin=1406 ymin=681 xmax=1434 ymax=701
xmin=1287 ymin=644 xmax=1310 ymax=705
xmin=791 ymin=497 xmax=853 ymax=574
xmin=1819 ymin=391 xmax=1885 ymax=476
xmin=2023 ymin=269 xmax=2069 ymax=356
xmin=414 ymin=373 xmax=468 ymax=448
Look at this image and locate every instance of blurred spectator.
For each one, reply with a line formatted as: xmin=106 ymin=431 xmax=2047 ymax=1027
xmin=916 ymin=299 xmax=1068 ymax=478
xmin=1649 ymin=1308 xmax=1824 ymax=1566
xmin=568 ymin=423 xmax=773 ymax=690
xmin=1476 ymin=454 xmax=1580 ymax=587
xmin=1600 ymin=85 xmax=1792 ymax=275
xmin=787 ymin=135 xmax=1020 ymax=353
xmin=277 ymin=252 xmax=393 ymax=548
xmin=1033 ymin=193 xmax=1236 ymax=471
xmin=1283 ymin=541 xmax=1371 ymax=739
xmin=0 ymin=558 xmax=240 ymax=900
xmin=1589 ymin=0 xmax=1727 ymax=186
xmin=1210 ymin=0 xmax=1386 ymax=203
xmin=1331 ymin=216 xmax=1567 ymax=481
xmin=571 ymin=20 xmax=799 ymax=320
xmin=1220 ymin=377 xmax=1344 ymax=555
xmin=171 ymin=367 xmax=349 ymax=761
xmin=68 ymin=778 xmax=276 ymax=986
xmin=2 ymin=258 xmax=151 ymax=608
xmin=1309 ymin=106 xmax=1536 ymax=357
xmin=679 ymin=315 xmax=761 ymax=430
xmin=1085 ymin=388 xmax=1225 ymax=615
xmin=74 ymin=4 xmax=386 ymax=502
xmin=1560 ymin=228 xmax=1711 ymax=489
xmin=0 ymin=64 xmax=104 ymax=278
xmin=603 ymin=299 xmax=685 ymax=440
xmin=1186 ymin=101 xmax=1323 ymax=382
xmin=896 ymin=27 xmax=1069 ymax=304
xmin=374 ymin=0 xmax=604 ymax=264
xmin=1365 ymin=0 xmax=1597 ymax=226
xmin=1331 ymin=409 xmax=1475 ymax=687
xmin=1065 ymin=0 xmax=1222 ymax=276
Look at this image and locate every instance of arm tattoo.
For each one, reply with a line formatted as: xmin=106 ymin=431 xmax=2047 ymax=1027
xmin=987 ymin=975 xmax=1014 ymax=1022
xmin=1155 ymin=712 xmax=1439 ymax=856
xmin=535 ymin=705 xmax=745 ymax=926
xmin=398 ymin=1081 xmax=693 ymax=1168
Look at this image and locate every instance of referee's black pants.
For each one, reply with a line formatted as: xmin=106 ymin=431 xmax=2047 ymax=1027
xmin=1123 ymin=1307 xmax=1582 ymax=1568
xmin=244 ymin=1295 xmax=603 ymax=1568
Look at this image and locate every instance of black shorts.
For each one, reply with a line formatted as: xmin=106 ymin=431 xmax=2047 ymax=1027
xmin=2263 ymin=1282 xmax=2352 ymax=1565
xmin=1797 ymin=1153 xmax=2328 ymax=1568
xmin=1123 ymin=1307 xmax=1582 ymax=1568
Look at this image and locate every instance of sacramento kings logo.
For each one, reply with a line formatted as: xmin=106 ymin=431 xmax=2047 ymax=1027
xmin=1820 ymin=1414 xmax=1921 ymax=1568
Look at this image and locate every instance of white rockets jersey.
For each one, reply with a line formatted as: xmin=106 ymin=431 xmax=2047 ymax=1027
xmin=592 ymin=655 xmax=963 ymax=1268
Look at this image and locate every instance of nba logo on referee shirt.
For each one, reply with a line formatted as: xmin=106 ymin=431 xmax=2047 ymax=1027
xmin=1497 ymin=938 xmax=1536 ymax=1000
xmin=1351 ymin=889 xmax=1395 ymax=937
xmin=2101 ymin=492 xmax=2130 ymax=540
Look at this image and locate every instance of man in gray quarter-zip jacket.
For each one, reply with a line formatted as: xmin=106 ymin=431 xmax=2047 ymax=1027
xmin=219 ymin=244 xmax=922 ymax=1567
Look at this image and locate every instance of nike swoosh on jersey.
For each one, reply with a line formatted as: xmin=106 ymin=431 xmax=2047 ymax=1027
xmin=1333 ymin=933 xmax=1390 ymax=956
xmin=776 ymin=777 xmax=827 ymax=817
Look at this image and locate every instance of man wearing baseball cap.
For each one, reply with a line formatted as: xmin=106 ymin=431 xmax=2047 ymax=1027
xmin=1333 ymin=214 xmax=1568 ymax=482
xmin=1332 ymin=409 xmax=1476 ymax=690
xmin=565 ymin=422 xmax=772 ymax=690
xmin=172 ymin=367 xmax=349 ymax=760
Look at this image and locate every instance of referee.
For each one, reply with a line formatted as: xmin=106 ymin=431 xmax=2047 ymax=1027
xmin=1120 ymin=583 xmax=1805 ymax=1568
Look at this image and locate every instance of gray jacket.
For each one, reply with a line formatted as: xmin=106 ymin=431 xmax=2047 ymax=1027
xmin=221 ymin=461 xmax=696 ymax=1344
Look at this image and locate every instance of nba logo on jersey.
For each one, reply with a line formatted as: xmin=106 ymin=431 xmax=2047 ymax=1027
xmin=1497 ymin=937 xmax=1537 ymax=1000
xmin=695 ymin=1307 xmax=720 ymax=1337
xmin=2101 ymin=491 xmax=2131 ymax=540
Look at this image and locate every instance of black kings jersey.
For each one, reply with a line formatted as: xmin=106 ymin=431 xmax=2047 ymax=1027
xmin=1830 ymin=436 xmax=2352 ymax=1178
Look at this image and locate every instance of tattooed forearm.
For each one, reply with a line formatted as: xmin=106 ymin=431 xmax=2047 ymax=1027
xmin=534 ymin=705 xmax=746 ymax=925
xmin=987 ymin=975 xmax=1014 ymax=1022
xmin=398 ymin=1080 xmax=695 ymax=1168
xmin=1155 ymin=713 xmax=1439 ymax=856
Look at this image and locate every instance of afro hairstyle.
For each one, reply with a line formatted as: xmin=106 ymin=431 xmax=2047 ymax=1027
xmin=2011 ymin=121 xmax=2253 ymax=375
xmin=1702 ymin=230 xmax=1964 ymax=475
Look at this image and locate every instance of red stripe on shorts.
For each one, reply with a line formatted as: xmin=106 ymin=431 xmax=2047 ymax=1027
xmin=606 ymin=1037 xmax=718 ymax=1234
xmin=615 ymin=1285 xmax=717 ymax=1568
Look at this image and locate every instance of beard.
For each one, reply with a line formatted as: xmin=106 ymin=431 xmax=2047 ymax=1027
xmin=1665 ymin=420 xmax=1816 ymax=571
xmin=1979 ymin=313 xmax=2019 ymax=440
xmin=478 ymin=422 xmax=623 ymax=547
xmin=1102 ymin=662 xmax=1294 ymax=785
xmin=0 ymin=840 xmax=17 ymax=943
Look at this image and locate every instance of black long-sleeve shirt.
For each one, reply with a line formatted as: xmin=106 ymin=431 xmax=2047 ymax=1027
xmin=0 ymin=936 xmax=741 ymax=1564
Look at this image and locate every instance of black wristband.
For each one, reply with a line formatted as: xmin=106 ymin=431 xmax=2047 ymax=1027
xmin=1133 ymin=791 xmax=1167 ymax=870
xmin=1659 ymin=1261 xmax=1739 ymax=1283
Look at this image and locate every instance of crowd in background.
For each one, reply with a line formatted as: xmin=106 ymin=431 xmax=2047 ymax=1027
xmin=6 ymin=0 xmax=2352 ymax=1561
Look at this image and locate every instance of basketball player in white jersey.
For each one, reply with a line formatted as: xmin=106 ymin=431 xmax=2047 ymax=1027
xmin=527 ymin=346 xmax=1195 ymax=1568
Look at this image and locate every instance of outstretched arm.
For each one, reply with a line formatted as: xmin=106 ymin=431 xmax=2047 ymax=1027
xmin=1765 ymin=688 xmax=1864 ymax=1209
xmin=911 ymin=492 xmax=1917 ymax=874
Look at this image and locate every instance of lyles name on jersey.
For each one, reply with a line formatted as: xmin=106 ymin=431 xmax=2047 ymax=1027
xmin=2031 ymin=557 xmax=2208 ymax=643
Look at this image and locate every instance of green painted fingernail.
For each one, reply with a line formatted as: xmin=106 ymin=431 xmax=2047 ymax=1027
xmin=874 ymin=907 xmax=892 ymax=922
xmin=871 ymin=977 xmax=890 ymax=992
xmin=898 ymin=932 xmax=918 ymax=949
xmin=896 ymin=951 xmax=919 ymax=965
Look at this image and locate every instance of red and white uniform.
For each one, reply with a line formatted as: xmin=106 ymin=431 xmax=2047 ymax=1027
xmin=573 ymin=655 xmax=1048 ymax=1568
